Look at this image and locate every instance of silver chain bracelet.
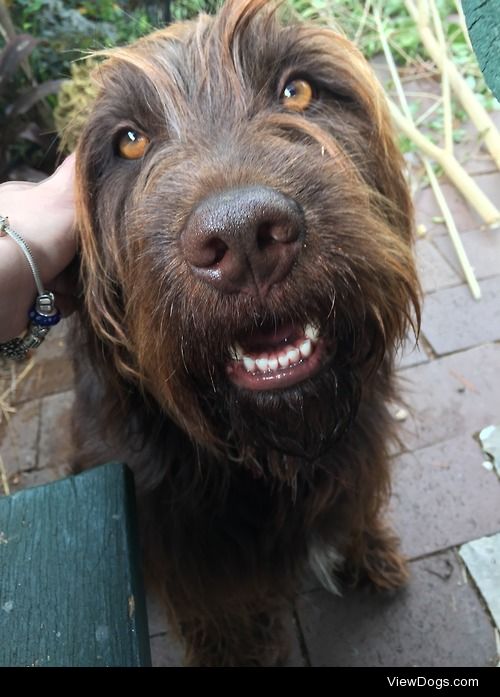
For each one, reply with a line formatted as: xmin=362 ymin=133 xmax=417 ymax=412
xmin=0 ymin=215 xmax=61 ymax=362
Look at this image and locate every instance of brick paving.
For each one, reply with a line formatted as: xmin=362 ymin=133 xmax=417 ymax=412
xmin=1 ymin=174 xmax=499 ymax=667
xmin=296 ymin=552 xmax=497 ymax=667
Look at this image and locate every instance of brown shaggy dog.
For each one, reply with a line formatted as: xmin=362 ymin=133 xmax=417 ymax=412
xmin=73 ymin=0 xmax=420 ymax=666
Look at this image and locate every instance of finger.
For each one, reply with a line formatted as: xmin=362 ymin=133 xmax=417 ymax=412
xmin=39 ymin=152 xmax=76 ymax=200
xmin=45 ymin=152 xmax=75 ymax=183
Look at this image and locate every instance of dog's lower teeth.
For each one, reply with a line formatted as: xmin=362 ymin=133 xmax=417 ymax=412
xmin=233 ymin=326 xmax=320 ymax=375
xmin=268 ymin=357 xmax=279 ymax=371
xmin=256 ymin=357 xmax=269 ymax=372
xmin=238 ymin=337 xmax=318 ymax=374
xmin=278 ymin=354 xmax=289 ymax=368
xmin=243 ymin=356 xmax=256 ymax=372
xmin=299 ymin=339 xmax=312 ymax=358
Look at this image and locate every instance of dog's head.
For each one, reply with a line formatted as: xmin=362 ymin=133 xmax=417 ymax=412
xmin=76 ymin=0 xmax=420 ymax=464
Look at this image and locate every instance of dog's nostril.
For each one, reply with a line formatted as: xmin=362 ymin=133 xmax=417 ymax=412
xmin=256 ymin=222 xmax=275 ymax=251
xmin=186 ymin=237 xmax=228 ymax=268
xmin=206 ymin=238 xmax=228 ymax=266
xmin=257 ymin=220 xmax=298 ymax=250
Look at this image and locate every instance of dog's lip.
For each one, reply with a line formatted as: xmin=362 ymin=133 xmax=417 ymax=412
xmin=226 ymin=323 xmax=326 ymax=391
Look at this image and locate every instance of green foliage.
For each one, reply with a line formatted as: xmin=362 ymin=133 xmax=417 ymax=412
xmin=287 ymin=0 xmax=455 ymax=59
xmin=0 ymin=32 xmax=63 ymax=179
xmin=2 ymin=0 xmax=499 ymax=176
xmin=0 ymin=1 xmax=157 ymax=180
xmin=8 ymin=1 xmax=152 ymax=82
xmin=3 ymin=2 xmax=224 ymax=94
xmin=171 ymin=0 xmax=222 ymax=20
xmin=53 ymin=57 xmax=100 ymax=153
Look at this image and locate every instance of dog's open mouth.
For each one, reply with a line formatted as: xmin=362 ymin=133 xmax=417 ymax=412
xmin=226 ymin=322 xmax=326 ymax=391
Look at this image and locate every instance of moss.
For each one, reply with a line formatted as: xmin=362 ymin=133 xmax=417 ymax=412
xmin=53 ymin=58 xmax=100 ymax=152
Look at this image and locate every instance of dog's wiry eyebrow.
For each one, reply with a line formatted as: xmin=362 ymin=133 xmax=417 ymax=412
xmin=88 ymin=25 xmax=197 ymax=132
xmin=90 ymin=1 xmax=283 ymax=111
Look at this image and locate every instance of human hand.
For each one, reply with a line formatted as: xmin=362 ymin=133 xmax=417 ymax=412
xmin=0 ymin=154 xmax=77 ymax=342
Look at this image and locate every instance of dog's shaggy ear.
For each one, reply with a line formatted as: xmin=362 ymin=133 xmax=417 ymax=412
xmin=360 ymin=81 xmax=415 ymax=246
xmin=75 ymin=124 xmax=140 ymax=385
xmin=75 ymin=117 xmax=223 ymax=451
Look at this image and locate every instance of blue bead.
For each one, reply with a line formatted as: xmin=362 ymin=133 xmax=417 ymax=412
xmin=28 ymin=305 xmax=61 ymax=327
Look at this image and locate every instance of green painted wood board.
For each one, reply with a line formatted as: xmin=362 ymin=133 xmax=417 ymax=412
xmin=463 ymin=0 xmax=500 ymax=101
xmin=0 ymin=462 xmax=151 ymax=667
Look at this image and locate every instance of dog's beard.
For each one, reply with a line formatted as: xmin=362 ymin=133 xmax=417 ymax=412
xmin=198 ymin=360 xmax=362 ymax=466
xmin=167 ymin=303 xmax=385 ymax=471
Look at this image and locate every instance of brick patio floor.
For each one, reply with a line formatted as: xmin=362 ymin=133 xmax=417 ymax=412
xmin=1 ymin=166 xmax=499 ymax=667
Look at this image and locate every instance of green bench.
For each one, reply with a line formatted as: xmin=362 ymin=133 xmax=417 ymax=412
xmin=462 ymin=1 xmax=500 ymax=102
xmin=0 ymin=462 xmax=151 ymax=667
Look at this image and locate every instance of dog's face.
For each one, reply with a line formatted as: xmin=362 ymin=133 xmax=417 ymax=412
xmin=76 ymin=0 xmax=419 ymax=462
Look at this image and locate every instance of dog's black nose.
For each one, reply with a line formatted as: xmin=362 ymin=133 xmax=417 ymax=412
xmin=181 ymin=186 xmax=304 ymax=296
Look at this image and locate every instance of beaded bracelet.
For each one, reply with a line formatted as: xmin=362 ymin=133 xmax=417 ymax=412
xmin=0 ymin=215 xmax=61 ymax=362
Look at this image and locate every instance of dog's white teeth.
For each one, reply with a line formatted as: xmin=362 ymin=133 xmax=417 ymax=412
xmin=304 ymin=324 xmax=320 ymax=343
xmin=243 ymin=356 xmax=256 ymax=372
xmin=256 ymin=356 xmax=269 ymax=372
xmin=278 ymin=353 xmax=290 ymax=368
xmin=237 ymin=326 xmax=320 ymax=375
xmin=299 ymin=338 xmax=312 ymax=359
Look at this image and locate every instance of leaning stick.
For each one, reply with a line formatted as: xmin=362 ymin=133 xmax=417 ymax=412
xmin=0 ymin=454 xmax=10 ymax=496
xmin=425 ymin=162 xmax=481 ymax=299
xmin=454 ymin=0 xmax=473 ymax=53
xmin=389 ymin=102 xmax=500 ymax=227
xmin=427 ymin=0 xmax=453 ymax=155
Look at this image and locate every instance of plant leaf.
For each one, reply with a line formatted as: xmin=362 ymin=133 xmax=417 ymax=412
xmin=18 ymin=122 xmax=48 ymax=147
xmin=0 ymin=35 xmax=39 ymax=92
xmin=6 ymin=79 xmax=64 ymax=117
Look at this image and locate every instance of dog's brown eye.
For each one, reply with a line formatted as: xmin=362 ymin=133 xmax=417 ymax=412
xmin=281 ymin=79 xmax=314 ymax=111
xmin=117 ymin=129 xmax=150 ymax=159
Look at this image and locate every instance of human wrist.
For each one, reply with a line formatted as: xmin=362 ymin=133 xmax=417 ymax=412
xmin=0 ymin=234 xmax=36 ymax=342
xmin=0 ymin=156 xmax=75 ymax=349
xmin=0 ymin=155 xmax=76 ymax=287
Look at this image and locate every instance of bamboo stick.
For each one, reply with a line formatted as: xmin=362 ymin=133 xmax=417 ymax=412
xmin=354 ymin=0 xmax=373 ymax=45
xmin=374 ymin=6 xmax=412 ymax=117
xmin=454 ymin=0 xmax=473 ymax=53
xmin=425 ymin=161 xmax=481 ymax=298
xmin=0 ymin=454 xmax=10 ymax=496
xmin=389 ymin=101 xmax=500 ymax=226
xmin=428 ymin=0 xmax=453 ymax=155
